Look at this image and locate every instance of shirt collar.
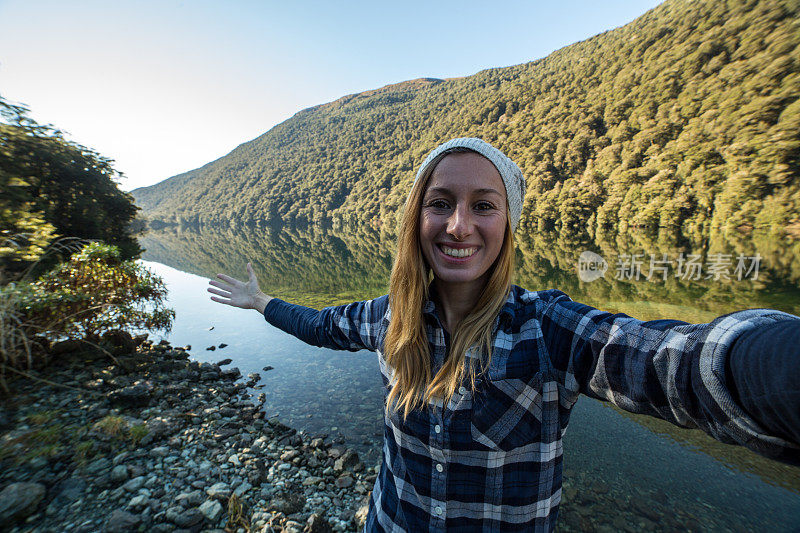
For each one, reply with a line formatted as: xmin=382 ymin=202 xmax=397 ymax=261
xmin=422 ymin=285 xmax=517 ymax=330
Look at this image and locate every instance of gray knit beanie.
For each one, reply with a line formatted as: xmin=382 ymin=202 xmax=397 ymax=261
xmin=414 ymin=138 xmax=526 ymax=232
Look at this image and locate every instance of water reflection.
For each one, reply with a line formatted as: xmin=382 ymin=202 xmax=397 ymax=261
xmin=139 ymin=224 xmax=800 ymax=531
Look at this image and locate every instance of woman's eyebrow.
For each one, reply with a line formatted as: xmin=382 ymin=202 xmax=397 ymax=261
xmin=424 ymin=187 xmax=504 ymax=197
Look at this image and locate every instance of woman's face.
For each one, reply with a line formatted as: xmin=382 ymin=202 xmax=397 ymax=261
xmin=419 ymin=152 xmax=508 ymax=292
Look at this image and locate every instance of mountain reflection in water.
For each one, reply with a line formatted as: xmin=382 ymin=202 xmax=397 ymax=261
xmin=139 ymin=224 xmax=800 ymax=531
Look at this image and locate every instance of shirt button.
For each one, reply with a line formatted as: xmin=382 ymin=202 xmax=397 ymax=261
xmin=434 ymin=424 xmax=441 ymax=434
xmin=435 ymin=506 xmax=443 ymax=516
xmin=436 ymin=463 xmax=443 ymax=472
xmin=459 ymin=386 xmax=467 ymax=395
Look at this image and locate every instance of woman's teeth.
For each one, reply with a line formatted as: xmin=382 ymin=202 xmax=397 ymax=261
xmin=441 ymin=246 xmax=477 ymax=258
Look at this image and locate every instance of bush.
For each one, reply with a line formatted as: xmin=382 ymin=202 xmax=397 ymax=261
xmin=0 ymin=242 xmax=174 ymax=389
xmin=13 ymin=242 xmax=174 ymax=341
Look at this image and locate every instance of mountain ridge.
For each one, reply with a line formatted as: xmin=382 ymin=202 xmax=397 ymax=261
xmin=132 ymin=0 xmax=800 ymax=243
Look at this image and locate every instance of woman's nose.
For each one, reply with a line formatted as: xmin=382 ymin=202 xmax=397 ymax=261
xmin=447 ymin=204 xmax=473 ymax=240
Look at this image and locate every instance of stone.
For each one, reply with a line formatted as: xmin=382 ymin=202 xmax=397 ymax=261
xmin=0 ymin=482 xmax=46 ymax=524
xmin=103 ymin=509 xmax=141 ymax=532
xmin=234 ymin=481 xmax=252 ymax=497
xmin=128 ymin=494 xmax=149 ymax=509
xmin=302 ymin=476 xmax=324 ymax=487
xmin=123 ymin=476 xmax=146 ymax=492
xmin=333 ymin=450 xmax=359 ymax=472
xmin=166 ymin=506 xmax=204 ymax=528
xmin=175 ymin=490 xmax=205 ymax=508
xmin=217 ymin=358 xmax=232 ymax=366
xmin=206 ymin=482 xmax=232 ymax=501
xmin=206 ymin=345 xmax=216 ymax=351
xmin=334 ymin=476 xmax=353 ymax=489
xmin=107 ymin=380 xmax=154 ymax=407
xmin=110 ymin=465 xmax=129 ymax=483
xmin=150 ymin=446 xmax=170 ymax=457
xmin=354 ymin=503 xmax=370 ymax=529
xmin=306 ymin=512 xmax=334 ymax=533
xmin=199 ymin=499 xmax=224 ymax=522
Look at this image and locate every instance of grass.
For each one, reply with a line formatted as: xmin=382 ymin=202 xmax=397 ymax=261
xmin=129 ymin=424 xmax=148 ymax=445
xmin=93 ymin=415 xmax=127 ymax=439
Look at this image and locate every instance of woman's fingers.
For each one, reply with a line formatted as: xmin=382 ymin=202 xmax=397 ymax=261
xmin=207 ymin=287 xmax=231 ymax=298
xmin=216 ymin=273 xmax=242 ymax=285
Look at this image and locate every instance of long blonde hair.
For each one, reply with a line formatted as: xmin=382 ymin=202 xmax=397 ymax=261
xmin=384 ymin=149 xmax=515 ymax=419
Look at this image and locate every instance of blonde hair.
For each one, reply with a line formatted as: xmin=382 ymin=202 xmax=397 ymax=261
xmin=384 ymin=149 xmax=515 ymax=419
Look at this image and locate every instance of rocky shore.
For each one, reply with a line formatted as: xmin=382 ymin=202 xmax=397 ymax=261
xmin=0 ymin=335 xmax=375 ymax=532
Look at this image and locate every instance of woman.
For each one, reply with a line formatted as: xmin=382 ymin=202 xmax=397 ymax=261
xmin=208 ymin=138 xmax=800 ymax=532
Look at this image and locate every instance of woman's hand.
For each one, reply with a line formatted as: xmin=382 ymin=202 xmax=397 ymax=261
xmin=208 ymin=262 xmax=272 ymax=313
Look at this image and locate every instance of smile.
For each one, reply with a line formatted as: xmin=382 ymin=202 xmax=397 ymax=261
xmin=439 ymin=245 xmax=478 ymax=258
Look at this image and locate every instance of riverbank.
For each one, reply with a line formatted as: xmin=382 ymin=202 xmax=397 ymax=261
xmin=0 ymin=335 xmax=375 ymax=532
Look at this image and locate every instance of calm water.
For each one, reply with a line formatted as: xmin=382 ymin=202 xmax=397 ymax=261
xmin=139 ymin=225 xmax=800 ymax=532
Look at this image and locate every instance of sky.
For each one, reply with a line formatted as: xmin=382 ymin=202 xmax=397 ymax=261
xmin=0 ymin=0 xmax=663 ymax=191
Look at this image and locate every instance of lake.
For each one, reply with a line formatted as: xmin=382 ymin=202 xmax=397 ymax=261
xmin=139 ymin=224 xmax=800 ymax=531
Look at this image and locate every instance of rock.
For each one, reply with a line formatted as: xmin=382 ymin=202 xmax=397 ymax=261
xmin=221 ymin=367 xmax=241 ymax=380
xmin=206 ymin=346 xmax=216 ymax=351
xmin=175 ymin=490 xmax=205 ymax=508
xmin=217 ymin=358 xmax=233 ymax=366
xmin=310 ymin=438 xmax=325 ymax=449
xmin=206 ymin=482 xmax=231 ymax=501
xmin=166 ymin=506 xmax=204 ymax=528
xmin=269 ymin=493 xmax=304 ymax=515
xmin=123 ymin=476 xmax=146 ymax=492
xmin=128 ymin=494 xmax=148 ymax=509
xmin=334 ymin=450 xmax=360 ymax=472
xmin=101 ymin=329 xmax=136 ymax=355
xmin=150 ymin=446 xmax=170 ymax=457
xmin=218 ymin=343 xmax=228 ymax=349
xmin=335 ymin=475 xmax=353 ymax=489
xmin=50 ymin=339 xmax=84 ymax=355
xmin=228 ymin=454 xmax=241 ymax=466
xmin=262 ymin=365 xmax=274 ymax=372
xmin=48 ymin=477 xmax=86 ymax=511
xmin=110 ymin=465 xmax=129 ymax=483
xmin=107 ymin=380 xmax=153 ymax=407
xmin=0 ymin=482 xmax=46 ymax=524
xmin=302 ymin=476 xmax=324 ymax=487
xmin=305 ymin=512 xmax=334 ymax=533
xmin=234 ymin=481 xmax=252 ymax=497
xmin=199 ymin=499 xmax=224 ymax=522
xmin=104 ymin=509 xmax=142 ymax=532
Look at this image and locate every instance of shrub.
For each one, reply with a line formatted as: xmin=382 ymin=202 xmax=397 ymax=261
xmin=10 ymin=242 xmax=174 ymax=342
xmin=0 ymin=242 xmax=174 ymax=392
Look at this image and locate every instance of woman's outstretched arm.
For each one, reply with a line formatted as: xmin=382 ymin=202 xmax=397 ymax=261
xmin=208 ymin=262 xmax=272 ymax=313
xmin=537 ymin=290 xmax=800 ymax=465
xmin=208 ymin=262 xmax=387 ymax=352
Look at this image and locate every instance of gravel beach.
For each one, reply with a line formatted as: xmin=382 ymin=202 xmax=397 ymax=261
xmin=0 ymin=334 xmax=374 ymax=532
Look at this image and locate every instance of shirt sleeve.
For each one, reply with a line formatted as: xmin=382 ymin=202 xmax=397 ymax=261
xmin=263 ymin=295 xmax=388 ymax=352
xmin=539 ymin=290 xmax=800 ymax=464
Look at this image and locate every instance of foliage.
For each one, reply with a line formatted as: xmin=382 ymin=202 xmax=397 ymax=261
xmin=6 ymin=243 xmax=174 ymax=344
xmin=0 ymin=96 xmax=142 ymax=280
xmin=133 ymin=0 xmax=800 ymax=244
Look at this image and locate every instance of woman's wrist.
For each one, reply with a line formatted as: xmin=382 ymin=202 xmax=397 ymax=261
xmin=253 ymin=292 xmax=273 ymax=314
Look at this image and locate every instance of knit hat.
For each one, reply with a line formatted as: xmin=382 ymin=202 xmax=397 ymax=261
xmin=414 ymin=138 xmax=526 ymax=232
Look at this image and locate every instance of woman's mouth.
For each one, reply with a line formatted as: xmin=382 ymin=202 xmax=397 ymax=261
xmin=439 ymin=245 xmax=478 ymax=258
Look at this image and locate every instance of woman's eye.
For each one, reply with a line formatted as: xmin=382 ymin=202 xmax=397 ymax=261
xmin=427 ymin=200 xmax=450 ymax=209
xmin=475 ymin=202 xmax=495 ymax=211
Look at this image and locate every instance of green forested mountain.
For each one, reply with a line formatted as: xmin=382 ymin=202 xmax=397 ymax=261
xmin=132 ymin=0 xmax=800 ymax=242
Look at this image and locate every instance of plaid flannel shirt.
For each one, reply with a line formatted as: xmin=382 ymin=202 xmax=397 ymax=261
xmin=264 ymin=285 xmax=797 ymax=532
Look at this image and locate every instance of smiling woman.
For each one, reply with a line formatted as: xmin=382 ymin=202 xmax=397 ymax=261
xmin=208 ymin=137 xmax=800 ymax=532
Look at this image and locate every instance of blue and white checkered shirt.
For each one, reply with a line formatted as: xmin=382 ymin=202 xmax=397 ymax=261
xmin=264 ymin=285 xmax=798 ymax=532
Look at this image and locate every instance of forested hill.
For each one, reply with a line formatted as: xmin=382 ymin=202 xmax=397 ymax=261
xmin=132 ymin=0 xmax=800 ymax=241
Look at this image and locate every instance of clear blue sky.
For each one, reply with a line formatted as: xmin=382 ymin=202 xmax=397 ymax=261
xmin=0 ymin=0 xmax=663 ymax=190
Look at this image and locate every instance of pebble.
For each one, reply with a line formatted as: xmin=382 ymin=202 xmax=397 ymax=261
xmin=0 ymin=342 xmax=369 ymax=533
